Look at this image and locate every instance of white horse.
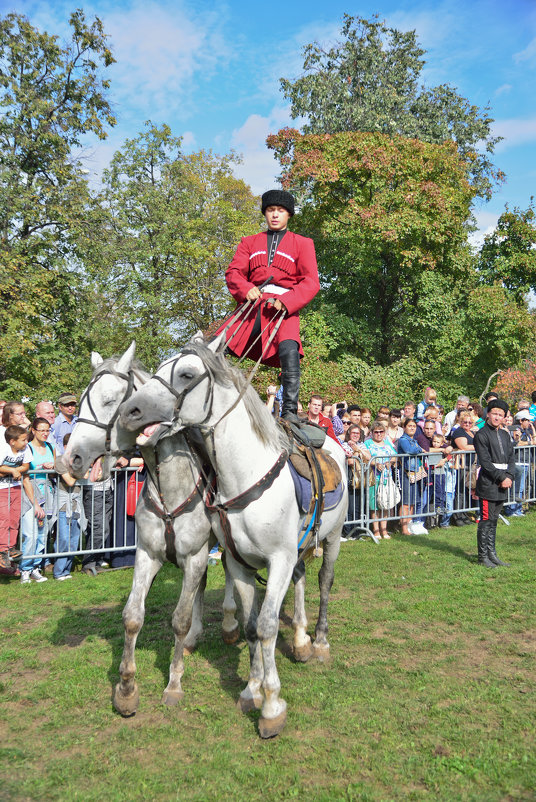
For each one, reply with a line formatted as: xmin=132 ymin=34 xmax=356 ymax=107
xmin=65 ymin=343 xmax=239 ymax=716
xmin=119 ymin=335 xmax=347 ymax=737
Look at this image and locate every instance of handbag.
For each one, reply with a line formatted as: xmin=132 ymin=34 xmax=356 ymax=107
xmin=465 ymin=464 xmax=480 ymax=490
xmin=350 ymin=464 xmax=361 ymax=489
xmin=376 ymin=471 xmax=401 ymax=509
xmin=406 ymin=466 xmax=427 ymax=484
xmin=126 ymin=472 xmax=144 ymax=516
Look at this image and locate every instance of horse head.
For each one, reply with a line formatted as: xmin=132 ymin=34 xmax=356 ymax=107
xmin=119 ymin=332 xmax=225 ymax=435
xmin=65 ymin=341 xmax=148 ymax=478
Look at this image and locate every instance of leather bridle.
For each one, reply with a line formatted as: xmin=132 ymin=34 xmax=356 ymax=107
xmin=76 ymin=366 xmax=144 ymax=456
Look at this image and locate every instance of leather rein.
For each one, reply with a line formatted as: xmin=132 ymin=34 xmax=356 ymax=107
xmin=149 ymin=322 xmax=290 ymax=573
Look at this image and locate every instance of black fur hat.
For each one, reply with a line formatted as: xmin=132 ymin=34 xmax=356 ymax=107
xmin=487 ymin=398 xmax=509 ymax=414
xmin=261 ymin=189 xmax=295 ymax=216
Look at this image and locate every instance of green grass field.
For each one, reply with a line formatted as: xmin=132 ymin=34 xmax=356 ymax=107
xmin=1 ymin=516 xmax=535 ymax=801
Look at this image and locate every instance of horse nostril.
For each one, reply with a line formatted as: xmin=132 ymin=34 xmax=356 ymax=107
xmin=129 ymin=406 xmax=141 ymax=419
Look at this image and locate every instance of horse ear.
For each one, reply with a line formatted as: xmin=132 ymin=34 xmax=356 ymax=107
xmin=191 ymin=330 xmax=205 ymax=344
xmin=116 ymin=341 xmax=136 ymax=375
xmin=207 ymin=332 xmax=226 ymax=353
xmin=91 ymin=352 xmax=104 ymax=370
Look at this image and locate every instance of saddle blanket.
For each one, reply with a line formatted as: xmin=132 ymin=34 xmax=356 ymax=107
xmin=288 ymin=460 xmax=344 ymax=514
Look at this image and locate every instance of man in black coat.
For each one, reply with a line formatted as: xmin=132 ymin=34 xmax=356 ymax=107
xmin=473 ymin=399 xmax=515 ymax=567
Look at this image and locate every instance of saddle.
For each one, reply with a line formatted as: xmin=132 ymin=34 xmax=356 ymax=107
xmin=278 ymin=419 xmax=343 ymax=552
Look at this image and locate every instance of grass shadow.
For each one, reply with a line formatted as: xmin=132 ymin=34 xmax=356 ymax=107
xmin=48 ymin=568 xmax=247 ymax=712
xmin=394 ymin=529 xmax=476 ymax=562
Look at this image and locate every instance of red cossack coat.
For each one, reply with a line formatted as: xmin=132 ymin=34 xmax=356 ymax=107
xmin=218 ymin=230 xmax=320 ymax=367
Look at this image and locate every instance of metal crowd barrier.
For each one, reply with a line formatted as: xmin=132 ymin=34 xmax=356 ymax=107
xmin=3 ymin=444 xmax=535 ymax=568
xmin=5 ymin=467 xmax=143 ymax=566
xmin=343 ymin=444 xmax=536 ymax=541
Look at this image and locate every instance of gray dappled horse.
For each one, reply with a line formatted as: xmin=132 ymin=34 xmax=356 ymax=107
xmin=119 ymin=334 xmax=347 ymax=737
xmin=65 ymin=343 xmax=239 ymax=716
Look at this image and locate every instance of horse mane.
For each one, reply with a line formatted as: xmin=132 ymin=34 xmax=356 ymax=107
xmin=184 ymin=339 xmax=289 ymax=451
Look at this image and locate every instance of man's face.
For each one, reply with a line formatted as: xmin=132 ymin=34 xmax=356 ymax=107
xmin=265 ymin=205 xmax=290 ymax=231
xmin=36 ymin=402 xmax=55 ymax=425
xmin=59 ymin=401 xmax=77 ymax=419
xmin=457 ymin=398 xmax=467 ymax=410
xmin=349 ymin=410 xmax=360 ymax=424
xmin=308 ymin=398 xmax=322 ymax=416
xmin=488 ymin=408 xmax=505 ymax=428
xmin=423 ymin=422 xmax=436 ymax=439
xmin=404 ymin=404 xmax=415 ymax=418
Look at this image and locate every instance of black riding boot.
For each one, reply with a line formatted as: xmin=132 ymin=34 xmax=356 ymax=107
xmin=487 ymin=522 xmax=510 ymax=566
xmin=477 ymin=521 xmax=495 ymax=567
xmin=278 ymin=340 xmax=300 ymax=421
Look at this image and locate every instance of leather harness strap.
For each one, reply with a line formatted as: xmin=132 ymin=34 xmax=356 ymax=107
xmin=205 ymin=450 xmax=288 ymax=572
xmin=142 ymin=473 xmax=207 ymax=566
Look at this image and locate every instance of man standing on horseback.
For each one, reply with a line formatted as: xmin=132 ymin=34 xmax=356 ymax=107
xmin=222 ymin=189 xmax=320 ymax=421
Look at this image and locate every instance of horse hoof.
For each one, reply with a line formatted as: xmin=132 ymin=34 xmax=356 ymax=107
xmin=258 ymin=709 xmax=287 ymax=739
xmin=113 ymin=682 xmax=139 ymax=717
xmin=313 ymin=643 xmax=330 ymax=663
xmin=237 ymin=693 xmax=263 ymax=714
xmin=294 ymin=641 xmax=314 ymax=663
xmin=222 ymin=624 xmax=240 ymax=645
xmin=162 ymin=688 xmax=184 ymax=706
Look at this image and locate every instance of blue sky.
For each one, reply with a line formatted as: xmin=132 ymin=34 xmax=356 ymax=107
xmin=6 ymin=0 xmax=536 ymax=239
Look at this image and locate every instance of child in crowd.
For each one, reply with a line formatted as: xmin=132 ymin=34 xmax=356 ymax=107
xmin=428 ymin=432 xmax=457 ymax=527
xmin=416 ymin=387 xmax=437 ymax=421
xmin=0 ymin=425 xmax=31 ymax=576
xmin=19 ymin=417 xmax=55 ymax=584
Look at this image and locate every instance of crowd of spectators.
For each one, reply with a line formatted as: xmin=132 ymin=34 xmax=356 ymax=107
xmin=267 ymin=387 xmax=536 ymax=541
xmin=3 ymin=382 xmax=535 ymax=580
xmin=0 ymin=394 xmax=140 ymax=582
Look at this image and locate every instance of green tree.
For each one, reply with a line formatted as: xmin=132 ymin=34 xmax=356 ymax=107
xmin=477 ymin=202 xmax=536 ymax=301
xmin=280 ymin=14 xmax=503 ymax=200
xmin=268 ymin=128 xmax=475 ymax=366
xmin=79 ymin=123 xmax=261 ymax=368
xmin=0 ymin=10 xmax=115 ymax=397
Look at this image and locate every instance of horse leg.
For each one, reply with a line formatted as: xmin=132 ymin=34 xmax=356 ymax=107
xmin=162 ymin=553 xmax=207 ymax=706
xmin=221 ymin=552 xmax=239 ymax=645
xmin=183 ymin=567 xmax=207 ymax=655
xmin=231 ymin=565 xmax=263 ymax=714
xmin=257 ymin=560 xmax=295 ymax=738
xmin=292 ymin=560 xmax=313 ymax=662
xmin=113 ymin=548 xmax=162 ymax=716
xmin=312 ymin=532 xmax=340 ymax=662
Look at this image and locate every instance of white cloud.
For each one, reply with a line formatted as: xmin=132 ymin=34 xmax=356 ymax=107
xmin=469 ymin=209 xmax=499 ymax=248
xmin=104 ymin=1 xmax=228 ymax=121
xmin=230 ymin=107 xmax=293 ymax=195
xmin=493 ymin=118 xmax=536 ymax=150
xmin=495 ymin=83 xmax=512 ymax=96
xmin=514 ymin=36 xmax=536 ymax=63
xmin=180 ymin=131 xmax=196 ymax=149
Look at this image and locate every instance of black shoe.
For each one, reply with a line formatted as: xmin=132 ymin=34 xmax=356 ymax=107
xmin=82 ymin=565 xmax=97 ymax=577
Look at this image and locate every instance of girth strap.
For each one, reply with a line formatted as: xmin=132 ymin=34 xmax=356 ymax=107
xmin=143 ymin=472 xmax=207 ymax=566
xmin=205 ymin=450 xmax=288 ymax=572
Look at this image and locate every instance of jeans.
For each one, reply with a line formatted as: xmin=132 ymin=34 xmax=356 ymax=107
xmin=54 ymin=511 xmax=80 ymax=578
xmin=20 ymin=506 xmax=48 ymax=572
